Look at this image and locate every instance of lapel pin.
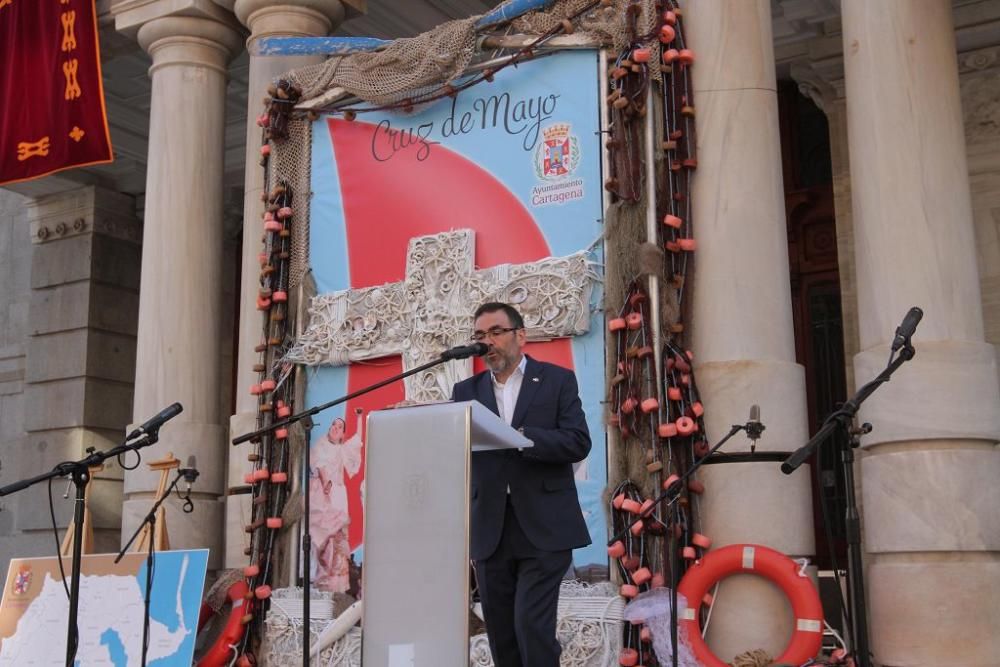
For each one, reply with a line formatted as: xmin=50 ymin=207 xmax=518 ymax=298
xmin=532 ymin=377 xmax=540 ymax=382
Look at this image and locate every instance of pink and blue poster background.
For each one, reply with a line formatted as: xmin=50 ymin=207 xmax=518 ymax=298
xmin=308 ymin=50 xmax=607 ymax=568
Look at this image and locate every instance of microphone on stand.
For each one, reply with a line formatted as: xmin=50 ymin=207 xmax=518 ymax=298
xmin=745 ymin=404 xmax=765 ymax=453
xmin=126 ymin=402 xmax=183 ymax=440
xmin=180 ymin=455 xmax=199 ymax=513
xmin=181 ymin=456 xmax=199 ymax=492
xmin=890 ymin=307 xmax=923 ymax=352
xmin=440 ymin=342 xmax=490 ymax=360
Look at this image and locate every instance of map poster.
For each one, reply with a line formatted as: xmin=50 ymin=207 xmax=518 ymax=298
xmin=0 ymin=550 xmax=209 ymax=666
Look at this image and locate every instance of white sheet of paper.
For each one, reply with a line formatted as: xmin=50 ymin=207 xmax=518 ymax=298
xmin=388 ymin=643 xmax=415 ymax=666
xmin=467 ymin=400 xmax=533 ymax=451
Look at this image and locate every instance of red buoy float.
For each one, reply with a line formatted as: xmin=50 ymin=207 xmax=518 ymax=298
xmin=196 ymin=580 xmax=249 ymax=667
xmin=677 ymin=544 xmax=823 ymax=667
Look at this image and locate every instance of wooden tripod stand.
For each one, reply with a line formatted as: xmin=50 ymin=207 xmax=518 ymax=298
xmin=132 ymin=452 xmax=181 ymax=553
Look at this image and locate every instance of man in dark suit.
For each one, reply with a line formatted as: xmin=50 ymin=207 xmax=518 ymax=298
xmin=452 ymin=302 xmax=591 ymax=667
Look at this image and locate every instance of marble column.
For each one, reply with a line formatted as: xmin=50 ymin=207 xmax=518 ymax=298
xmin=680 ymin=0 xmax=815 ymax=660
xmin=841 ymin=2 xmax=1000 ymax=664
xmin=224 ymin=0 xmax=352 ymax=568
xmin=113 ymin=6 xmax=243 ymax=569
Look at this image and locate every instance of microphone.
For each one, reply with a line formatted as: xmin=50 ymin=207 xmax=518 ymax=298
xmin=180 ymin=455 xmax=199 ymax=513
xmin=126 ymin=402 xmax=183 ymax=440
xmin=745 ymin=404 xmax=765 ymax=453
xmin=181 ymin=455 xmax=200 ymax=490
xmin=890 ymin=307 xmax=923 ymax=352
xmin=440 ymin=342 xmax=489 ymax=360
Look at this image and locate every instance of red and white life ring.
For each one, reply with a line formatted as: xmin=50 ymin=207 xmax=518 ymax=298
xmin=677 ymin=544 xmax=824 ymax=667
xmin=196 ymin=580 xmax=249 ymax=667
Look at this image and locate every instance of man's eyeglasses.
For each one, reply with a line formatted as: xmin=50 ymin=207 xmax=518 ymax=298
xmin=470 ymin=326 xmax=520 ymax=342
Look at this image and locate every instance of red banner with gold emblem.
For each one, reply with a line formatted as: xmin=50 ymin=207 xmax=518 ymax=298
xmin=0 ymin=0 xmax=113 ymax=186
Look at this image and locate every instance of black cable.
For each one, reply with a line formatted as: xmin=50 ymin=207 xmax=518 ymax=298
xmin=174 ymin=482 xmax=195 ymax=513
xmin=47 ymin=476 xmax=70 ymax=599
xmin=670 ymin=501 xmax=679 ymax=667
xmin=118 ymin=448 xmax=141 ymax=471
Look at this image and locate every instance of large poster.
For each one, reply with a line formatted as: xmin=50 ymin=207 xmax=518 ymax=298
xmin=308 ymin=50 xmax=607 ymax=571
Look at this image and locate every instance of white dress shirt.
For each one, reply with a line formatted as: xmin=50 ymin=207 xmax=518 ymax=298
xmin=491 ymin=355 xmax=527 ymax=427
xmin=492 ymin=355 xmax=526 ymax=494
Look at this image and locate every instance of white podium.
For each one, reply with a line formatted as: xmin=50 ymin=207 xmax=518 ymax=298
xmin=361 ymin=400 xmax=530 ymax=665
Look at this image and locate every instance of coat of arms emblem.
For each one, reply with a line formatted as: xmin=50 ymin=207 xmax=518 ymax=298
xmin=12 ymin=565 xmax=32 ymax=595
xmin=535 ymin=124 xmax=580 ymax=180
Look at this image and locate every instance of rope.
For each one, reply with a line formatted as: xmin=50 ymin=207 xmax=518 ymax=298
xmin=260 ymin=603 xmax=361 ymax=666
xmin=730 ymin=649 xmax=775 ymax=667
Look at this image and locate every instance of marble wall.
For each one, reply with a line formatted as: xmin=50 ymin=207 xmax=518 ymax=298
xmin=0 ymin=190 xmax=33 ymax=574
xmin=0 ymin=186 xmax=143 ymax=577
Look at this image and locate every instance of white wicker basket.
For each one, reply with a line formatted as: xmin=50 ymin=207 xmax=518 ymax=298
xmin=269 ymin=595 xmax=335 ymax=621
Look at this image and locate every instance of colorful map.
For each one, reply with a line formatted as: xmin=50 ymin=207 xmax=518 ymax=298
xmin=0 ymin=550 xmax=208 ymax=666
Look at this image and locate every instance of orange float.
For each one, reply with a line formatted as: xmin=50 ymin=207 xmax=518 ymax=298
xmin=620 ymin=583 xmax=639 ymax=598
xmin=657 ymin=422 xmax=678 ymax=438
xmin=621 ymin=498 xmax=642 ymax=514
xmin=675 ymin=416 xmax=695 ymax=435
xmin=196 ymin=580 xmax=249 ymax=667
xmin=677 ymin=544 xmax=823 ymax=667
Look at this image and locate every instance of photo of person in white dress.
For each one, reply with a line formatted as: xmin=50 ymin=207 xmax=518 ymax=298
xmin=309 ymin=408 xmax=363 ymax=593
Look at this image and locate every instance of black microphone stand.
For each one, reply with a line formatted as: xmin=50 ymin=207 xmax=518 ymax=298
xmin=0 ymin=430 xmax=164 ymax=667
xmin=607 ymin=418 xmax=755 ymax=667
xmin=114 ymin=467 xmax=194 ymax=667
xmin=232 ymin=350 xmax=478 ymax=667
xmin=782 ymin=338 xmax=916 ymax=667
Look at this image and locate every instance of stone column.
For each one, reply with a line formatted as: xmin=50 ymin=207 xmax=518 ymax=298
xmin=680 ymin=0 xmax=815 ymax=659
xmin=1 ymin=187 xmax=140 ymax=563
xmin=112 ymin=6 xmax=243 ymax=569
xmin=0 ymin=190 xmax=30 ymax=574
xmin=841 ymin=2 xmax=1000 ymax=664
xmin=225 ymin=0 xmax=352 ymax=567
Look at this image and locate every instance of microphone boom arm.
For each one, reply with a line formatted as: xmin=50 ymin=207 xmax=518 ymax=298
xmin=233 ymin=354 xmax=456 ymax=446
xmin=781 ymin=342 xmax=913 ymax=474
xmin=779 ymin=316 xmax=919 ymax=667
xmin=230 ymin=345 xmax=482 ymax=667
xmin=0 ymin=410 xmax=170 ymax=667
xmin=607 ymin=421 xmax=747 ymax=546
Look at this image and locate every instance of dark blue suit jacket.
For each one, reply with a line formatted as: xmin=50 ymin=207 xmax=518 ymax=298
xmin=452 ymin=355 xmax=592 ymax=560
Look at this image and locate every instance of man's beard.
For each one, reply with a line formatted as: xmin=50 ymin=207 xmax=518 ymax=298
xmin=486 ymin=349 xmax=513 ymax=375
